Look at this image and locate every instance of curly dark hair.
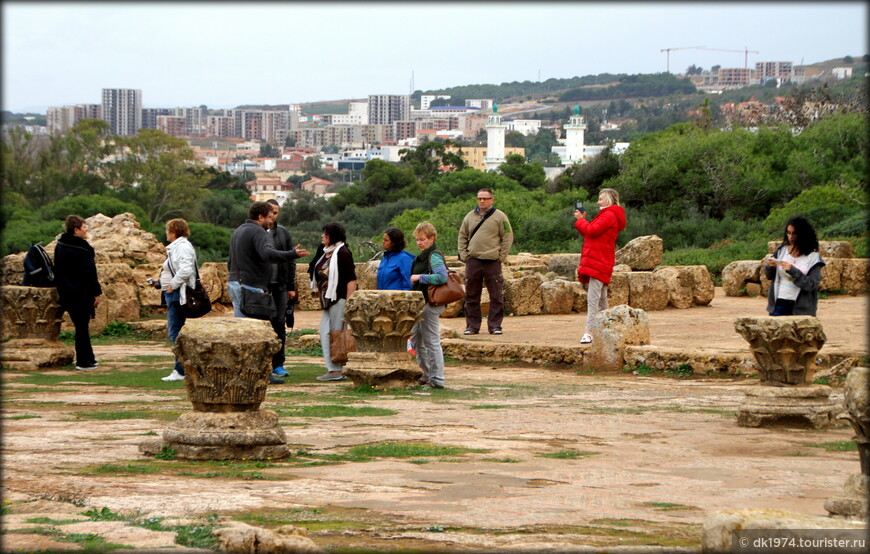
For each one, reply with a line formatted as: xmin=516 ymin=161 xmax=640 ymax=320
xmin=322 ymin=222 xmax=347 ymax=245
xmin=782 ymin=215 xmax=819 ymax=256
xmin=384 ymin=227 xmax=405 ymax=252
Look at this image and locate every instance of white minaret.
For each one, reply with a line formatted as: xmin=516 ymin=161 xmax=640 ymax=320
xmin=562 ymin=105 xmax=587 ymax=166
xmin=484 ymin=103 xmax=507 ymax=171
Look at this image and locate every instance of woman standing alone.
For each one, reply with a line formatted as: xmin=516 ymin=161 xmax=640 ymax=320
xmin=765 ymin=215 xmax=824 ymax=316
xmin=573 ymin=188 xmax=626 ymax=344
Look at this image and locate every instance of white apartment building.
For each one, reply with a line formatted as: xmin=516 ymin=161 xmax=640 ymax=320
xmin=506 ymin=119 xmax=541 ymax=136
xmin=832 ymin=67 xmax=853 ymax=79
xmin=348 ymin=102 xmax=368 ymax=124
xmin=102 ymin=88 xmax=143 ymax=136
xmin=466 ymin=99 xmax=494 ymax=111
xmin=420 ymin=94 xmax=451 ymax=109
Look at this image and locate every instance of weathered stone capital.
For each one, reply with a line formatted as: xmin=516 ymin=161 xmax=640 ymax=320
xmin=344 ymin=290 xmax=425 ymax=352
xmin=734 ymin=316 xmax=826 ymax=386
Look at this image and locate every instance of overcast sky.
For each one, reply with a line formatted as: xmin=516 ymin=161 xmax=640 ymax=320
xmin=2 ymin=2 xmax=866 ymax=113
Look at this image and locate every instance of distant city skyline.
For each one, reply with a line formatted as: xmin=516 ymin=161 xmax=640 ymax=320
xmin=2 ymin=2 xmax=866 ymax=113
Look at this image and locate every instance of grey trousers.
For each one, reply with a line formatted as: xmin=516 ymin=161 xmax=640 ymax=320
xmin=412 ymin=303 xmax=446 ymax=386
xmin=319 ymin=299 xmax=347 ymax=373
xmin=585 ymin=277 xmax=609 ymax=332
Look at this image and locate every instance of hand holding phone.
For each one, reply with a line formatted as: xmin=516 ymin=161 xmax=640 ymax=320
xmin=573 ymin=201 xmax=585 ymax=213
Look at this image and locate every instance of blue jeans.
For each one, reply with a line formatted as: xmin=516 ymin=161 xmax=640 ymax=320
xmin=771 ymin=298 xmax=796 ymax=316
xmin=164 ymin=289 xmax=186 ymax=374
xmin=228 ymin=280 xmax=244 ymax=317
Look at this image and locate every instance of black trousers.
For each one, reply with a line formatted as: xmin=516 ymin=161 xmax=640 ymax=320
xmin=268 ymin=284 xmax=288 ymax=369
xmin=67 ymin=305 xmax=96 ymax=367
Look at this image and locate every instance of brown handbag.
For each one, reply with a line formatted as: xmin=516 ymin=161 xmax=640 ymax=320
xmin=428 ymin=269 xmax=466 ymax=306
xmin=329 ymin=327 xmax=356 ymax=364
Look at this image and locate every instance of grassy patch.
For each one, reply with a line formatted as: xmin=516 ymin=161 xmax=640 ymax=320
xmin=803 ymin=441 xmax=857 ymax=452
xmin=275 ymin=405 xmax=397 ymax=418
xmin=80 ymin=463 xmax=161 ymax=475
xmin=643 ymin=502 xmax=698 ymax=511
xmin=812 ymin=377 xmax=831 ymax=385
xmin=482 ymin=457 xmax=522 ymax=463
xmin=74 ymin=410 xmax=154 ymax=420
xmin=24 ymin=517 xmax=84 ymax=525
xmin=470 ymin=404 xmax=511 ymax=410
xmin=155 ymin=446 xmax=177 ymax=460
xmin=536 ymin=450 xmax=599 ymax=460
xmin=12 ymin=368 xmax=188 ymax=390
xmin=60 ymin=320 xmax=152 ymax=346
xmin=84 ymin=507 xmax=219 ymax=550
xmin=20 ymin=527 xmax=130 ymax=551
xmin=1 ymin=414 xmax=40 ymax=420
xmin=347 ymin=441 xmax=485 ymax=459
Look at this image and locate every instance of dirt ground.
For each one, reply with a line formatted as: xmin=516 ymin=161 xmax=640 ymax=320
xmin=1 ymin=289 xmax=867 ymax=552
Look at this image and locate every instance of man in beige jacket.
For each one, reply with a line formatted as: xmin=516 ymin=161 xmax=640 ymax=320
xmin=457 ymin=188 xmax=514 ymax=335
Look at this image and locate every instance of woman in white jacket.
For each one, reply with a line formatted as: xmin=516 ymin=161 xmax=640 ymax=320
xmin=157 ymin=218 xmax=197 ymax=382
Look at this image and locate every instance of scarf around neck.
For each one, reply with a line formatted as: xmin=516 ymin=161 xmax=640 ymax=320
xmin=310 ymin=241 xmax=345 ymax=301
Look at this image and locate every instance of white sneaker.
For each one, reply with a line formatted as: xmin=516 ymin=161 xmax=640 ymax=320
xmin=161 ymin=369 xmax=185 ymax=382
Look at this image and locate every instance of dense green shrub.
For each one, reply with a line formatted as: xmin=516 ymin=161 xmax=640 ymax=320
xmin=822 ymin=212 xmax=869 ymax=238
xmin=763 ymin=185 xmax=860 ymax=234
xmin=1 ymin=218 xmax=64 ymax=256
xmin=39 ymin=194 xmax=150 ymax=225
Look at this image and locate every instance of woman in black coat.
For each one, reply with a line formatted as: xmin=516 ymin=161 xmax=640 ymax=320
xmin=53 ymin=215 xmax=102 ymax=370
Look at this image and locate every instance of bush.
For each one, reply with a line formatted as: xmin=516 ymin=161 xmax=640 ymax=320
xmin=1 ymin=218 xmax=64 ymax=256
xmin=39 ymin=194 xmax=150 ymax=226
xmin=763 ymin=185 xmax=860 ymax=234
xmin=662 ymin=237 xmax=769 ymax=284
xmin=821 ymin=211 xmax=868 ymax=238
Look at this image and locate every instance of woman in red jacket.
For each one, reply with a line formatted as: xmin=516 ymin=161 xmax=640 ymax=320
xmin=574 ymin=188 xmax=627 ymax=344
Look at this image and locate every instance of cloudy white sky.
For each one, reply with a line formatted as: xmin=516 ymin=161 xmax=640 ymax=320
xmin=2 ymin=2 xmax=866 ymax=113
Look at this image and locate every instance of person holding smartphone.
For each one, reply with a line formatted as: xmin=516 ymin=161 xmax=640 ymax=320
xmin=764 ymin=215 xmax=824 ymax=316
xmin=573 ymin=189 xmax=626 ymax=344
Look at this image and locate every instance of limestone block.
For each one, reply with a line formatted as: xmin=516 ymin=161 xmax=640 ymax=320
xmin=819 ymin=257 xmax=844 ymax=292
xmin=540 ymin=280 xmax=575 ymax=314
xmin=607 ymin=272 xmax=630 ymax=306
xmin=585 ymin=305 xmax=650 ymax=372
xmin=701 ymin=508 xmax=866 ymax=553
xmin=164 ymin=410 xmax=288 ymax=447
xmin=842 ymin=366 xmax=870 ymax=475
xmin=612 ymin=264 xmax=632 ymax=273
xmin=626 ymin=271 xmax=669 ymax=311
xmin=569 ymin=282 xmax=587 ymax=312
xmin=546 ymin=254 xmax=581 ymax=280
xmin=652 ymin=266 xmax=694 ymax=309
xmin=507 ymin=265 xmax=548 ymax=278
xmin=503 ymin=273 xmax=544 ymax=316
xmin=131 ymin=263 xmax=165 ymax=307
xmin=343 ymin=352 xmax=424 ymax=388
xmin=214 ymin=521 xmax=323 ymax=553
xmin=199 ymin=262 xmax=227 ymax=304
xmin=0 ymin=286 xmax=74 ymax=369
xmin=721 ymin=260 xmax=761 ymax=296
xmin=615 ymin=234 xmax=663 ymax=270
xmin=734 ymin=316 xmax=826 ymax=385
xmin=840 ymin=258 xmax=869 ymax=294
xmin=63 ymin=263 xmax=139 ymax=335
xmin=295 ymin=266 xmax=320 ymax=311
xmin=0 ymin=252 xmax=25 ymax=286
xmin=737 ymin=385 xmax=837 ymax=428
xmin=768 ymin=240 xmax=855 ymax=259
xmin=687 ymin=265 xmax=715 ymax=306
xmin=504 ymin=253 xmax=547 ymax=268
xmin=759 ymin=262 xmax=771 ymax=297
xmin=174 ymin=318 xmax=280 ymax=412
xmin=41 ymin=213 xmax=165 ymax=266
xmin=744 ymin=283 xmax=761 ymax=297
xmin=355 ymin=261 xmax=379 ymax=291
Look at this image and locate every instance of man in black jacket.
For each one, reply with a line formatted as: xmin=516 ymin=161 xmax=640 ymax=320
xmin=53 ymin=215 xmax=102 ymax=370
xmin=228 ymin=201 xmax=309 ymax=383
xmin=265 ymin=199 xmax=297 ymax=379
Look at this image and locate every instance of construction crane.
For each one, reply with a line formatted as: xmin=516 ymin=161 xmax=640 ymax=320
xmin=660 ymin=46 xmax=705 ymax=73
xmin=697 ymin=46 xmax=760 ymax=70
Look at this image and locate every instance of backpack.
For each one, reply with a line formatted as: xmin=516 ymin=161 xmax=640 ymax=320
xmin=22 ymin=243 xmax=55 ymax=287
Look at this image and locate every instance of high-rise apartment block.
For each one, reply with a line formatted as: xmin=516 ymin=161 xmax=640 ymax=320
xmin=141 ymin=108 xmax=174 ymax=130
xmin=755 ymin=61 xmax=793 ymax=83
xmin=101 ymin=88 xmax=142 ymax=136
xmin=174 ymin=107 xmax=207 ymax=136
xmin=368 ymin=95 xmax=410 ymax=125
xmin=46 ymin=104 xmax=101 ymax=134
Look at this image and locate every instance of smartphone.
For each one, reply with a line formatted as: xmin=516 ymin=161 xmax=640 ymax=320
xmin=574 ymin=201 xmax=585 ymax=212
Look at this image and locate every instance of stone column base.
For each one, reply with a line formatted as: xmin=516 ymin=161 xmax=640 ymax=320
xmin=343 ymin=351 xmax=423 ymax=388
xmin=737 ymin=385 xmax=838 ymax=429
xmin=0 ymin=338 xmax=74 ymax=370
xmin=139 ymin=409 xmax=290 ymax=460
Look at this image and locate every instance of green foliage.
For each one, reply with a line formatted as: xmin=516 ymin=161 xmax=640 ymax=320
xmin=822 ymin=212 xmax=868 ymax=237
xmin=661 ymin=238 xmax=769 ymax=283
xmin=155 ymin=446 xmax=177 ymax=460
xmin=197 ymin=189 xmax=249 ymax=228
xmin=39 ymin=194 xmax=150 ymax=225
xmin=399 ymin=140 xmax=466 ymax=184
xmin=425 ymin=167 xmax=523 ymax=206
xmin=99 ymin=321 xmax=136 ymax=337
xmin=537 ymin=450 xmax=598 ymax=459
xmin=109 ymin=129 xmax=211 ymax=222
xmin=276 ymin=405 xmax=397 ymax=418
xmin=556 ymin=144 xmax=621 ymax=194
xmin=763 ymin=185 xmax=863 ymax=235
xmin=1 ymin=218 xmax=65 ymax=257
xmin=331 ymin=159 xmax=420 ymax=210
xmin=559 ymin=73 xmax=696 ymax=102
xmin=187 ymin=222 xmax=233 ymax=261
xmin=346 ymin=441 xmax=478 ymax=458
xmin=498 ymin=154 xmax=546 ymax=190
xmin=803 ymin=441 xmax=857 ymax=452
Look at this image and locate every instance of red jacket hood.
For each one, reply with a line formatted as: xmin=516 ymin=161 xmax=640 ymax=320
xmin=603 ymin=204 xmax=627 ymax=232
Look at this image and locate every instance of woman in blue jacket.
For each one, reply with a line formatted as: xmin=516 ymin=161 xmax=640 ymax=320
xmin=376 ymin=227 xmax=414 ymax=291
